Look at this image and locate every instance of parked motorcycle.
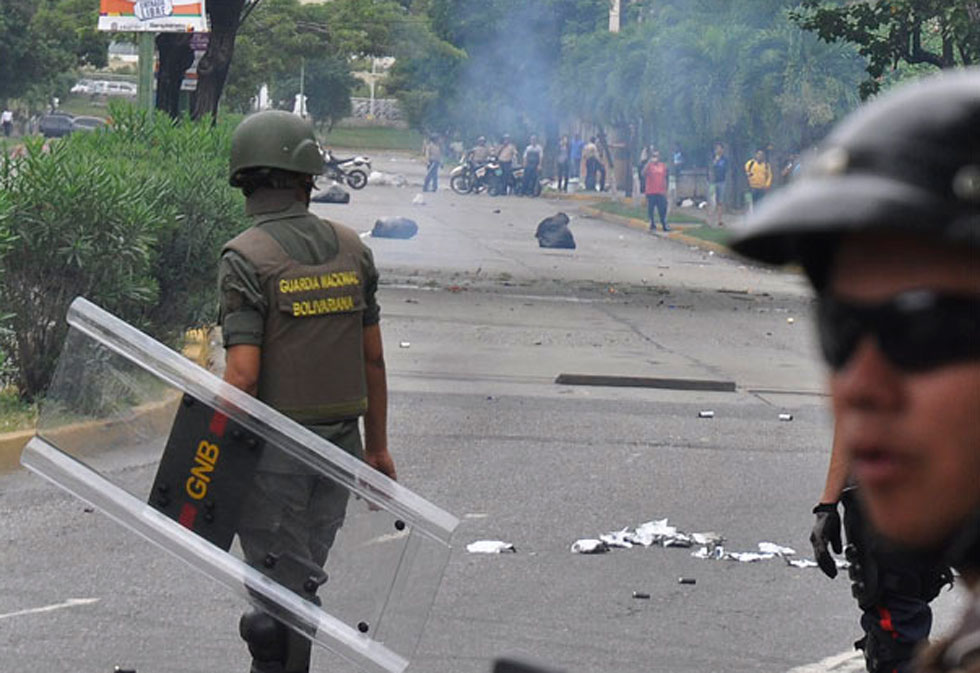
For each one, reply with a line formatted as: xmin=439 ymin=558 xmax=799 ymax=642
xmin=322 ymin=150 xmax=371 ymax=190
xmin=450 ymin=154 xmax=503 ymax=195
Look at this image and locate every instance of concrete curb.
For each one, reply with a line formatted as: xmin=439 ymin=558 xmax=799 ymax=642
xmin=579 ymin=205 xmax=732 ymax=256
xmin=0 ymin=329 xmax=212 ymax=472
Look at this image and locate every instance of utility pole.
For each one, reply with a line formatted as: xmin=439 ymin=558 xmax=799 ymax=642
xmin=609 ymin=0 xmax=621 ymax=33
xmin=137 ymin=33 xmax=155 ymax=112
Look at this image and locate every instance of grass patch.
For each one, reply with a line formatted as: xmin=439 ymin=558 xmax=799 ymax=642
xmin=680 ymin=225 xmax=732 ymax=246
xmin=320 ymin=125 xmax=422 ymax=152
xmin=593 ymin=200 xmax=704 ymax=224
xmin=0 ymin=389 xmax=37 ymax=433
xmin=59 ymin=95 xmax=114 ymax=119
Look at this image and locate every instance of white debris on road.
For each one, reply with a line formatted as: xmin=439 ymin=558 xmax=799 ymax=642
xmin=466 ymin=540 xmax=516 ymax=554
xmin=573 ymin=517 xmax=846 ymax=571
xmin=570 ymin=539 xmax=609 ymax=554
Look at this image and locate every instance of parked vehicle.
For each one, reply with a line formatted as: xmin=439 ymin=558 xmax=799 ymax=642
xmin=322 ymin=150 xmax=371 ymax=190
xmin=39 ymin=114 xmax=74 ymax=138
xmin=71 ymin=116 xmax=108 ymax=133
xmin=70 ymin=79 xmax=96 ymax=94
xmin=450 ymin=155 xmax=503 ymax=195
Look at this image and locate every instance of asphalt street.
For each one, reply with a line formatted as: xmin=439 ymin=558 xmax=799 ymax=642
xmin=0 ymin=153 xmax=968 ymax=673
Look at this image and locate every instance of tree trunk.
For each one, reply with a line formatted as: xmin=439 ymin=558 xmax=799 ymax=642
xmin=156 ymin=33 xmax=194 ymax=118
xmin=191 ymin=0 xmax=247 ymax=123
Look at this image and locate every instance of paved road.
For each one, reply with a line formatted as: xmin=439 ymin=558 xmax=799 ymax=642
xmin=0 ymin=154 xmax=967 ymax=673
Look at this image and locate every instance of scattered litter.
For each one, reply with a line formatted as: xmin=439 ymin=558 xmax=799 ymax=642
xmin=367 ymin=171 xmax=408 ymax=187
xmin=678 ymin=577 xmax=697 ymax=585
xmin=311 ymin=184 xmax=350 ymax=204
xmin=698 ymin=410 xmax=715 ymax=419
xmin=411 ymin=193 xmax=426 ymax=206
xmin=535 ymin=212 xmax=576 ymax=249
xmin=632 ymin=591 xmax=651 ymax=599
xmin=681 ymin=198 xmax=695 ymax=208
xmin=493 ymin=209 xmax=501 ymax=214
xmin=759 ymin=542 xmax=796 ymax=555
xmin=789 ymin=559 xmax=819 ymax=569
xmin=575 ymin=517 xmax=842 ymax=573
xmin=83 ymin=507 xmax=95 ymax=513
xmin=405 ymin=298 xmax=419 ymax=304
xmin=447 ymin=285 xmax=464 ymax=293
xmin=467 ymin=540 xmax=516 ymax=554
xmin=787 ymin=317 xmax=795 ymax=324
xmin=399 ymin=341 xmax=411 ymax=349
xmin=708 ymin=250 xmax=715 ymax=256
xmin=778 ymin=413 xmax=794 ymax=422
xmin=571 ymin=539 xmax=609 ymax=554
xmin=371 ymin=216 xmax=418 ymax=239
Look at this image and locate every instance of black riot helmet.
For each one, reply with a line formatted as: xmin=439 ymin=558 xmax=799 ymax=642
xmin=732 ymin=68 xmax=980 ymax=287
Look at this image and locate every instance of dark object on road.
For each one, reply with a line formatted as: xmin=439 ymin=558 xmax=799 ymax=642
xmin=311 ymin=184 xmax=350 ymax=204
xmin=39 ymin=113 xmax=74 ymax=138
xmin=632 ymin=591 xmax=651 ymax=599
xmin=494 ymin=658 xmax=567 ymax=673
xmin=535 ymin=212 xmax=575 ymax=249
xmin=678 ymin=577 xmax=697 ymax=585
xmin=371 ymin=216 xmax=418 ymax=239
xmin=555 ymin=373 xmax=736 ymax=392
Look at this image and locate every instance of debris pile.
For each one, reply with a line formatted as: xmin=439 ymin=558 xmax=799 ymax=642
xmin=467 ymin=540 xmax=516 ymax=554
xmin=311 ymin=184 xmax=350 ymax=204
xmin=571 ymin=517 xmax=847 ymax=571
xmin=367 ymin=171 xmax=408 ymax=187
xmin=371 ymin=216 xmax=418 ymax=239
xmin=535 ymin=212 xmax=576 ymax=250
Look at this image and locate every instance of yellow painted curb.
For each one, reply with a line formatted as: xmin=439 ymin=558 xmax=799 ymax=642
xmin=580 ymin=205 xmax=733 ymax=257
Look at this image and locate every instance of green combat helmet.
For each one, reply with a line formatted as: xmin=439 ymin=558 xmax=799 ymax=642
xmin=229 ymin=110 xmax=323 ymax=187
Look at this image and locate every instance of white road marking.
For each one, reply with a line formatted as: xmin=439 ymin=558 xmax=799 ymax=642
xmin=464 ymin=513 xmax=488 ymax=519
xmin=786 ymin=650 xmax=864 ymax=673
xmin=0 ymin=597 xmax=100 ymax=621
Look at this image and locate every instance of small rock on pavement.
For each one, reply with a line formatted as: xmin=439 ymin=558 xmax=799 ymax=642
xmin=371 ymin=216 xmax=418 ymax=239
xmin=571 ymin=539 xmax=610 ymax=554
xmin=399 ymin=341 xmax=411 ymax=349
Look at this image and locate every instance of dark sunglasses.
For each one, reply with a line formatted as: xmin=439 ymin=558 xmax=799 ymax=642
xmin=817 ymin=290 xmax=980 ymax=372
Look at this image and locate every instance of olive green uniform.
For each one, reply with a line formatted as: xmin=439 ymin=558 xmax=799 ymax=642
xmin=219 ymin=188 xmax=380 ymax=672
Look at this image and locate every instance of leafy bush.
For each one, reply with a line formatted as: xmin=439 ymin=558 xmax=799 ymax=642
xmin=0 ymin=104 xmax=248 ymax=400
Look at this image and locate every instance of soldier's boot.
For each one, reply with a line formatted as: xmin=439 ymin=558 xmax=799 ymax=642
xmin=240 ymin=610 xmax=289 ymax=673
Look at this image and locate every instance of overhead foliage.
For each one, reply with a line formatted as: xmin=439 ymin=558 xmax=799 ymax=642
xmin=791 ymin=0 xmax=980 ymax=97
xmin=0 ymin=0 xmax=108 ymax=108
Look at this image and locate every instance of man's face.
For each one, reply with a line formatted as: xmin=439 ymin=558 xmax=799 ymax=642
xmin=829 ymin=233 xmax=980 ymax=549
xmin=755 ymin=151 xmax=765 ymax=162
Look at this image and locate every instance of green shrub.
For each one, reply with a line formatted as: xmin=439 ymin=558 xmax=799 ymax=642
xmin=0 ymin=104 xmax=248 ymax=400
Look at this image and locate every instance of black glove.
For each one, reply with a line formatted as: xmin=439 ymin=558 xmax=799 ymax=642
xmin=811 ymin=502 xmax=842 ymax=579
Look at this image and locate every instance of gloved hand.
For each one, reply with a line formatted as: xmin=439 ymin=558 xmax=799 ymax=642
xmin=811 ymin=502 xmax=842 ymax=578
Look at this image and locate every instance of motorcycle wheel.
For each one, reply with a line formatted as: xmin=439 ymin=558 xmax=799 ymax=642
xmin=450 ymin=173 xmax=473 ymax=194
xmin=533 ymin=181 xmax=542 ymax=197
xmin=488 ymin=182 xmax=501 ymax=197
xmin=347 ymin=170 xmax=368 ymax=190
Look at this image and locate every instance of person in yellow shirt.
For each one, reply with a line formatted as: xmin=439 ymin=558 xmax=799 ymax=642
xmin=744 ymin=148 xmax=773 ymax=206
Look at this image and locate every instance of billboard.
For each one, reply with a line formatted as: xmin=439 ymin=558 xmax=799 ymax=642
xmin=99 ymin=0 xmax=209 ymax=33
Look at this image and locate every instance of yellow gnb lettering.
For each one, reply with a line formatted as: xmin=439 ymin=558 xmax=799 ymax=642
xmin=185 ymin=440 xmax=219 ymax=500
xmin=292 ymin=296 xmax=355 ymax=317
xmin=319 ymin=271 xmax=359 ymax=289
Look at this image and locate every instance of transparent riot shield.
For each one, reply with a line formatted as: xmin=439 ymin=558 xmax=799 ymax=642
xmin=22 ymin=297 xmax=458 ymax=673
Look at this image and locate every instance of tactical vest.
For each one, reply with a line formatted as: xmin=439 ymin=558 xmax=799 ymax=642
xmin=224 ymin=218 xmax=369 ymax=424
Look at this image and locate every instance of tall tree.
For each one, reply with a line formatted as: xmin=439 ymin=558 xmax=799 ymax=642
xmin=791 ymin=0 xmax=980 ymax=97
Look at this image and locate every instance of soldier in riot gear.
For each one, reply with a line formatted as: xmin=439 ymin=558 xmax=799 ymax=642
xmin=733 ymin=69 xmax=980 ymax=672
xmin=809 ymin=427 xmax=951 ymax=673
xmin=221 ymin=110 xmax=397 ymax=673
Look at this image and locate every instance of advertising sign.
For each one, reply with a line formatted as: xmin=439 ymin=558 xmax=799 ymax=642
xmin=99 ymin=0 xmax=209 ymax=33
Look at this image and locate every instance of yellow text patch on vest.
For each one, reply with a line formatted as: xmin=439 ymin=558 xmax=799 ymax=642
xmin=292 ymin=296 xmax=356 ymax=317
xmin=278 ymin=271 xmax=359 ymax=295
xmin=185 ymin=440 xmax=220 ymax=500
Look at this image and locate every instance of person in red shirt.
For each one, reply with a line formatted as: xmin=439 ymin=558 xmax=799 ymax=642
xmin=643 ymin=147 xmax=670 ymax=232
